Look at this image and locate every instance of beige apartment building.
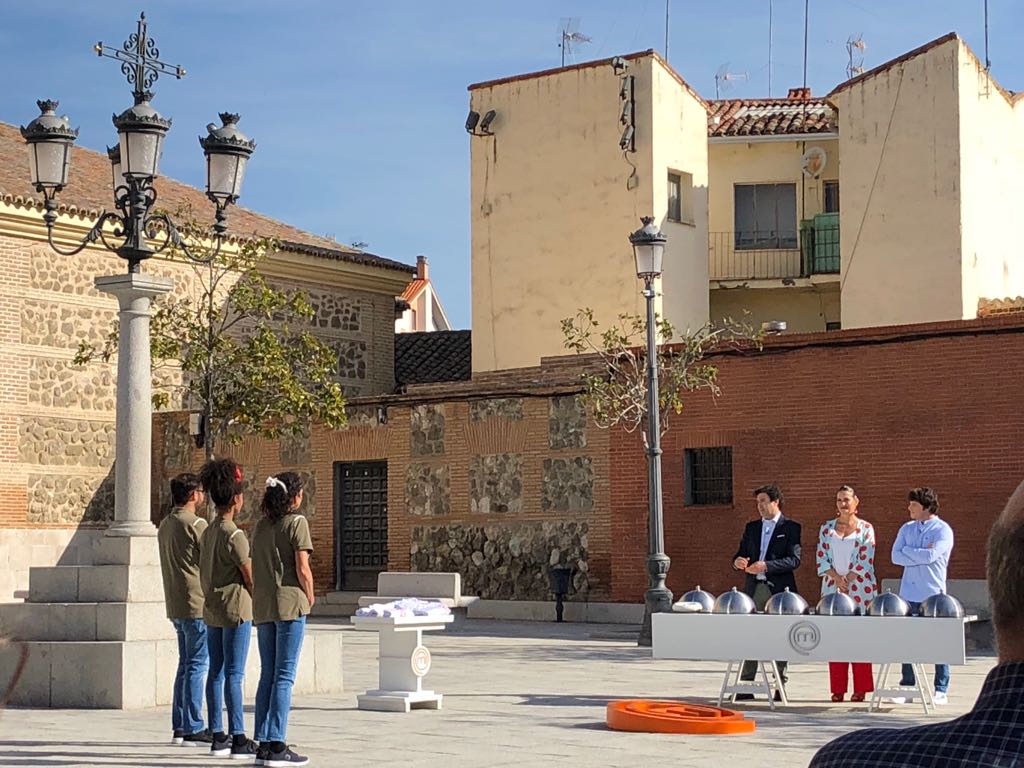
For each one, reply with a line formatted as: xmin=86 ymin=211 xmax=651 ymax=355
xmin=469 ymin=33 xmax=1024 ymax=371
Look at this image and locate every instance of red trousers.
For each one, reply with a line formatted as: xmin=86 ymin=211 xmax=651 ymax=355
xmin=829 ymin=662 xmax=874 ymax=694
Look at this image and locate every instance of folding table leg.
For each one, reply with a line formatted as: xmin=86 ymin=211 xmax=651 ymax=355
xmin=772 ymin=661 xmax=789 ymax=705
xmin=869 ymin=663 xmax=889 ymax=712
xmin=759 ymin=661 xmax=776 ymax=711
xmin=914 ymin=663 xmax=932 ymax=715
xmin=718 ymin=661 xmax=735 ymax=707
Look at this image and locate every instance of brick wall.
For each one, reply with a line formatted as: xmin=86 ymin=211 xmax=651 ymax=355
xmin=610 ymin=317 xmax=1024 ymax=603
xmin=153 ymin=315 xmax=1024 ymax=605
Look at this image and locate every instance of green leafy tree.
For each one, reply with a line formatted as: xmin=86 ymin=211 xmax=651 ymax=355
xmin=561 ymin=308 xmax=761 ymax=436
xmin=75 ymin=205 xmax=347 ymax=459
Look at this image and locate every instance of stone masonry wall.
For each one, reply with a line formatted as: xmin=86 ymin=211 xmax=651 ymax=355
xmin=0 ymin=224 xmax=402 ymax=601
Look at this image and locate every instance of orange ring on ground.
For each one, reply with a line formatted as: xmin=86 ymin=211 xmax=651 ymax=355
xmin=606 ymin=700 xmax=757 ymax=734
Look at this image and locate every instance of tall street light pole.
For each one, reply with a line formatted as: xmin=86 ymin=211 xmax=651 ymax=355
xmin=20 ymin=13 xmax=256 ymax=536
xmin=630 ymin=217 xmax=673 ymax=647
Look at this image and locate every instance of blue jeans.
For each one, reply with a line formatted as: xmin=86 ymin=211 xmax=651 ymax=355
xmin=901 ymin=601 xmax=951 ymax=693
xmin=171 ymin=618 xmax=209 ymax=734
xmin=206 ymin=622 xmax=252 ymax=735
xmin=254 ymin=617 xmax=306 ymax=743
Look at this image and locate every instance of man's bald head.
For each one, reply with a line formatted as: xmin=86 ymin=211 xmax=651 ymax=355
xmin=987 ymin=479 xmax=1024 ymax=660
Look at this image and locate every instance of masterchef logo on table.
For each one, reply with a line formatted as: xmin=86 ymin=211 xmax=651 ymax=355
xmin=788 ymin=621 xmax=821 ymax=655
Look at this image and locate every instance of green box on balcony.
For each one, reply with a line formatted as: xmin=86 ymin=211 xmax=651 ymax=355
xmin=813 ymin=212 xmax=840 ymax=272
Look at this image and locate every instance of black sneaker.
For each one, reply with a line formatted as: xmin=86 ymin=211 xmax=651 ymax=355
xmin=171 ymin=729 xmax=184 ymax=745
xmin=181 ymin=728 xmax=213 ymax=747
xmin=211 ymin=732 xmax=231 ymax=757
xmin=255 ymin=743 xmax=272 ymax=766
xmin=231 ymin=737 xmax=259 ymax=761
xmin=265 ymin=745 xmax=309 ymax=767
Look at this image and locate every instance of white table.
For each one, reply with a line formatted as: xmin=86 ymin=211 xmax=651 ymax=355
xmin=350 ymin=614 xmax=454 ymax=712
xmin=653 ymin=613 xmax=974 ymax=714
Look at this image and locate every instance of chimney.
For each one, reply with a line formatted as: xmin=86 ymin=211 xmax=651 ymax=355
xmin=787 ymin=87 xmax=811 ymax=101
xmin=416 ymin=255 xmax=428 ymax=280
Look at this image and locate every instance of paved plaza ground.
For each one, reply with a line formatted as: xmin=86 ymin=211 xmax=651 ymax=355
xmin=0 ymin=618 xmax=996 ymax=767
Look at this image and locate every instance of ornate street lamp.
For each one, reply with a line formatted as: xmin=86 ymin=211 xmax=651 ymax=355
xmin=19 ymin=13 xmax=256 ymax=537
xmin=20 ymin=16 xmax=254 ymax=271
xmin=629 ymin=216 xmax=673 ymax=647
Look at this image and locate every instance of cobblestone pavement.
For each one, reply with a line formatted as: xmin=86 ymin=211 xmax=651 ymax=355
xmin=0 ymin=618 xmax=995 ymax=767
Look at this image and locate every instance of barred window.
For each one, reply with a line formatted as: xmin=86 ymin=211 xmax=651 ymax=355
xmin=684 ymin=447 xmax=733 ymax=505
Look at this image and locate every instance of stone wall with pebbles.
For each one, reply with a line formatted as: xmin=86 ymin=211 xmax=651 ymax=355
xmin=27 ymin=473 xmax=115 ymax=524
xmin=406 ymin=463 xmax=450 ymax=516
xmin=549 ymin=395 xmax=587 ymax=449
xmin=21 ymin=302 xmax=117 ymax=349
xmin=28 ymin=359 xmax=116 ymax=411
xmin=19 ymin=418 xmax=116 ymax=467
xmin=303 ymin=290 xmax=361 ymax=332
xmin=410 ymin=405 xmax=445 ymax=456
xmin=335 ymin=340 xmax=367 ymax=381
xmin=410 ymin=522 xmax=590 ymax=600
xmin=469 ymin=453 xmax=522 ymax=514
xmin=469 ymin=398 xmax=524 ymax=421
xmin=542 ymin=457 xmax=594 ymax=512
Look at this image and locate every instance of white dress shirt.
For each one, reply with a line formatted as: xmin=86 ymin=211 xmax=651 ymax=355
xmin=757 ymin=512 xmax=782 ymax=581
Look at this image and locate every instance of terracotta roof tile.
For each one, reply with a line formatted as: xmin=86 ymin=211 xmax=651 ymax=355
xmin=978 ymin=297 xmax=1024 ymax=317
xmin=708 ymin=96 xmax=836 ymax=137
xmin=400 ymin=278 xmax=428 ymax=302
xmin=0 ymin=121 xmax=414 ymax=275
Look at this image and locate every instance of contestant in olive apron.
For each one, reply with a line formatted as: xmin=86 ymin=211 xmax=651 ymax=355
xmin=198 ymin=458 xmax=258 ymax=760
xmin=252 ymin=472 xmax=315 ymax=767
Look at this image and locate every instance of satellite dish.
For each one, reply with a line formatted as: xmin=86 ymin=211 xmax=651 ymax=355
xmin=801 ymin=146 xmax=827 ymax=178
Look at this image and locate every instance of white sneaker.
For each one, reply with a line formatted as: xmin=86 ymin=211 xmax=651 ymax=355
xmin=887 ymin=696 xmax=907 ymax=704
xmin=933 ymin=692 xmax=949 ymax=705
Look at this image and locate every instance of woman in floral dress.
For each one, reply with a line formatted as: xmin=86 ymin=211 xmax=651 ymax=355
xmin=816 ymin=485 xmax=877 ymax=702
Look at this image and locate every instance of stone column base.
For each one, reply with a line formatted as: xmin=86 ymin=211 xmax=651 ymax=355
xmin=0 ymin=627 xmax=343 ymax=708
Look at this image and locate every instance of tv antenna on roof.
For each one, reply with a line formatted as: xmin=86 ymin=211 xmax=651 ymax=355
xmin=558 ymin=18 xmax=591 ymax=67
xmin=846 ymin=35 xmax=867 ymax=79
xmin=714 ymin=63 xmax=749 ymax=99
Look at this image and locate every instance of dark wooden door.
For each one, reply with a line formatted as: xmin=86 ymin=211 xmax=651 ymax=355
xmin=334 ymin=461 xmax=388 ymax=592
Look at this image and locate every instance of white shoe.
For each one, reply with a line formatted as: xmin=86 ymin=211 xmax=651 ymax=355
xmin=887 ymin=696 xmax=907 ymax=704
xmin=933 ymin=692 xmax=948 ymax=705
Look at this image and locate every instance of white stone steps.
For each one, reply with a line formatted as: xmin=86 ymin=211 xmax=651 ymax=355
xmin=27 ymin=564 xmax=164 ymax=603
xmin=0 ymin=625 xmax=343 ymax=708
xmin=0 ymin=600 xmax=171 ymax=642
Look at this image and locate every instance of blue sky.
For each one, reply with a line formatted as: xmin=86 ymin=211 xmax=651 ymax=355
xmin=2 ymin=1 xmax=1021 ymax=329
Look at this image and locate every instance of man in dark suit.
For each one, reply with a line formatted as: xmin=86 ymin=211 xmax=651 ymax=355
xmin=810 ymin=479 xmax=1024 ymax=767
xmin=731 ymin=483 xmax=802 ymax=698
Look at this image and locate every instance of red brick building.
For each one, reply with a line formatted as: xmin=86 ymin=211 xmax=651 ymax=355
xmin=154 ymin=314 xmax=1024 ymax=608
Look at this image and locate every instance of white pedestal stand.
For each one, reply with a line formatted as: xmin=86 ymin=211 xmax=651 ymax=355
xmin=350 ymin=614 xmax=454 ymax=712
xmin=717 ymin=660 xmax=789 ymax=710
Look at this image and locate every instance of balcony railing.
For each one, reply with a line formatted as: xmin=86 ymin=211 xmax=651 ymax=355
xmin=709 ymin=231 xmax=801 ymax=280
xmin=708 ymin=223 xmax=840 ymax=280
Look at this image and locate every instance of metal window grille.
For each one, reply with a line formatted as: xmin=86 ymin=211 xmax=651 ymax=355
xmin=684 ymin=447 xmax=733 ymax=505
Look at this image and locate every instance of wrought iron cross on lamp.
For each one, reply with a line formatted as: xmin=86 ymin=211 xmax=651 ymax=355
xmin=20 ymin=12 xmax=255 ymax=271
xmin=18 ymin=13 xmax=256 ymax=537
xmin=630 ymin=216 xmax=673 ymax=647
